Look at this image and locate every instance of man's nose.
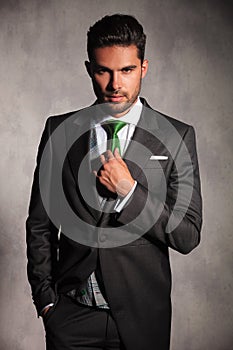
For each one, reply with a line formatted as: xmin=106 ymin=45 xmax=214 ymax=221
xmin=108 ymin=72 xmax=122 ymax=91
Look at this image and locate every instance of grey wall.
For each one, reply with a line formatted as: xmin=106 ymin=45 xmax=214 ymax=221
xmin=0 ymin=0 xmax=232 ymax=349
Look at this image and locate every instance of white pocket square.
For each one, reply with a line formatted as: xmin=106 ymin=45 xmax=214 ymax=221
xmin=150 ymin=155 xmax=168 ymax=160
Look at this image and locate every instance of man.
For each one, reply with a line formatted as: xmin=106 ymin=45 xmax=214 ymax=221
xmin=26 ymin=14 xmax=202 ymax=350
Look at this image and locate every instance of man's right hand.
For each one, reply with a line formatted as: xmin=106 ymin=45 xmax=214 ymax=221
xmin=42 ymin=305 xmax=52 ymax=317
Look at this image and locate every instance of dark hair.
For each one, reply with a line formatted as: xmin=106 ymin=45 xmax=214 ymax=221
xmin=87 ymin=14 xmax=146 ymax=63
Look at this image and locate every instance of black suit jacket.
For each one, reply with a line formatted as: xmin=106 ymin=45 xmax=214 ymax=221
xmin=26 ymin=98 xmax=202 ymax=350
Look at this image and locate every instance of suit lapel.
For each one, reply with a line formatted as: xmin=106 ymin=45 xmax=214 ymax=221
xmin=65 ymin=110 xmax=102 ymax=222
xmin=123 ymin=99 xmax=163 ymax=181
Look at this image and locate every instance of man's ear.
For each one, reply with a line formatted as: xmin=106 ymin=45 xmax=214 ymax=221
xmin=85 ymin=61 xmax=92 ymax=77
xmin=141 ymin=59 xmax=149 ymax=79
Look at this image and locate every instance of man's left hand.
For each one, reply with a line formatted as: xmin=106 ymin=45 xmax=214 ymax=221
xmin=94 ymin=148 xmax=135 ymax=197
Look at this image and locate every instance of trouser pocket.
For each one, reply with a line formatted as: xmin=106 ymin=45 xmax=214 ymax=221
xmin=43 ymin=295 xmax=60 ymax=326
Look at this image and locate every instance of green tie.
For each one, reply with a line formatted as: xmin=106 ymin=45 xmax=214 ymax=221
xmin=101 ymin=120 xmax=127 ymax=155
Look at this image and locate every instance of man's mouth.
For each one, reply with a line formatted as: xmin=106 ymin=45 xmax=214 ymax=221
xmin=106 ymin=95 xmax=125 ymax=103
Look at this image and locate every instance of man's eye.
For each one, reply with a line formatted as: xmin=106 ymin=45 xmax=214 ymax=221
xmin=122 ymin=68 xmax=133 ymax=73
xmin=96 ymin=69 xmax=107 ymax=75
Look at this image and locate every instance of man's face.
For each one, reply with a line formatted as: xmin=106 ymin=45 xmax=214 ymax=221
xmin=86 ymin=45 xmax=148 ymax=117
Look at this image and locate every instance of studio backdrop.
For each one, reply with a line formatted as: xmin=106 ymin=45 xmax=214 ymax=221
xmin=0 ymin=1 xmax=232 ymax=349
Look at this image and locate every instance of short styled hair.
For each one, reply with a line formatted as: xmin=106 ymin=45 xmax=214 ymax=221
xmin=87 ymin=14 xmax=146 ymax=63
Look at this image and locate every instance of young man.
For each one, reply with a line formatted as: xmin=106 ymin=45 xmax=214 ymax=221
xmin=26 ymin=14 xmax=202 ymax=350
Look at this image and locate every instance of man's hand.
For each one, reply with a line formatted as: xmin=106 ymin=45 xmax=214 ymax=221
xmin=94 ymin=148 xmax=135 ymax=197
xmin=42 ymin=306 xmax=52 ymax=317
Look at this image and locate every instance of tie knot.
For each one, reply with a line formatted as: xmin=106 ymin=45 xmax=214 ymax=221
xmin=101 ymin=120 xmax=127 ymax=139
xmin=101 ymin=120 xmax=127 ymax=155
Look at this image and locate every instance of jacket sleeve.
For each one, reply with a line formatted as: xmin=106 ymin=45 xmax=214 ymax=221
xmin=116 ymin=125 xmax=202 ymax=254
xmin=26 ymin=118 xmax=59 ymax=316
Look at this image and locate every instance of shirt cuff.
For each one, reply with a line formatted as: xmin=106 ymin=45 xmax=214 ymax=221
xmin=114 ymin=181 xmax=137 ymax=213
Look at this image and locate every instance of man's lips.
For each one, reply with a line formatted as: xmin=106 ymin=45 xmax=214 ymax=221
xmin=106 ymin=95 xmax=125 ymax=103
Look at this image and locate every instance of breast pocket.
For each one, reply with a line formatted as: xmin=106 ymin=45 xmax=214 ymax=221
xmin=144 ymin=157 xmax=168 ymax=169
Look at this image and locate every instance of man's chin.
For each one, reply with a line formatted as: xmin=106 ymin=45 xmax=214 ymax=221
xmin=100 ymin=101 xmax=132 ymax=117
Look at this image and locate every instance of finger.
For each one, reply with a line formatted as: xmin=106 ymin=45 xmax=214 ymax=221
xmin=99 ymin=175 xmax=110 ymax=186
xmin=93 ymin=170 xmax=98 ymax=177
xmin=114 ymin=148 xmax=121 ymax=159
xmin=100 ymin=154 xmax=106 ymax=165
xmin=99 ymin=177 xmax=116 ymax=192
xmin=95 ymin=171 xmax=107 ymax=185
xmin=114 ymin=148 xmax=126 ymax=166
xmin=106 ymin=149 xmax=114 ymax=160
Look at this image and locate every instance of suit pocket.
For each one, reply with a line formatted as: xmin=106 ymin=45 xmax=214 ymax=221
xmin=144 ymin=158 xmax=169 ymax=169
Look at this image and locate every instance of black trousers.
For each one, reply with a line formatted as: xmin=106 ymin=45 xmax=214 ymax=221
xmin=43 ymin=294 xmax=125 ymax=350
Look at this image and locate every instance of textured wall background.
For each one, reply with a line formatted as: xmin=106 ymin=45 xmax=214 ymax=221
xmin=0 ymin=0 xmax=232 ymax=349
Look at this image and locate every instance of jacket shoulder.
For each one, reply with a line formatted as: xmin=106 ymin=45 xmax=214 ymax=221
xmin=141 ymin=97 xmax=194 ymax=135
xmin=157 ymin=110 xmax=193 ymax=133
xmin=45 ymin=109 xmax=80 ymax=133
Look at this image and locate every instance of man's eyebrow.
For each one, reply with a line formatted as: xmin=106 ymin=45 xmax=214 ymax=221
xmin=121 ymin=65 xmax=137 ymax=70
xmin=94 ymin=64 xmax=108 ymax=69
xmin=92 ymin=64 xmax=111 ymax=72
xmin=93 ymin=64 xmax=138 ymax=71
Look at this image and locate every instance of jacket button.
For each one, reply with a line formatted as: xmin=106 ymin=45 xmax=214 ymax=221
xmin=99 ymin=234 xmax=107 ymax=242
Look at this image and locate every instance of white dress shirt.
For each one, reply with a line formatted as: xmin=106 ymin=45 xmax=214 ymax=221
xmin=90 ymin=97 xmax=142 ymax=211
